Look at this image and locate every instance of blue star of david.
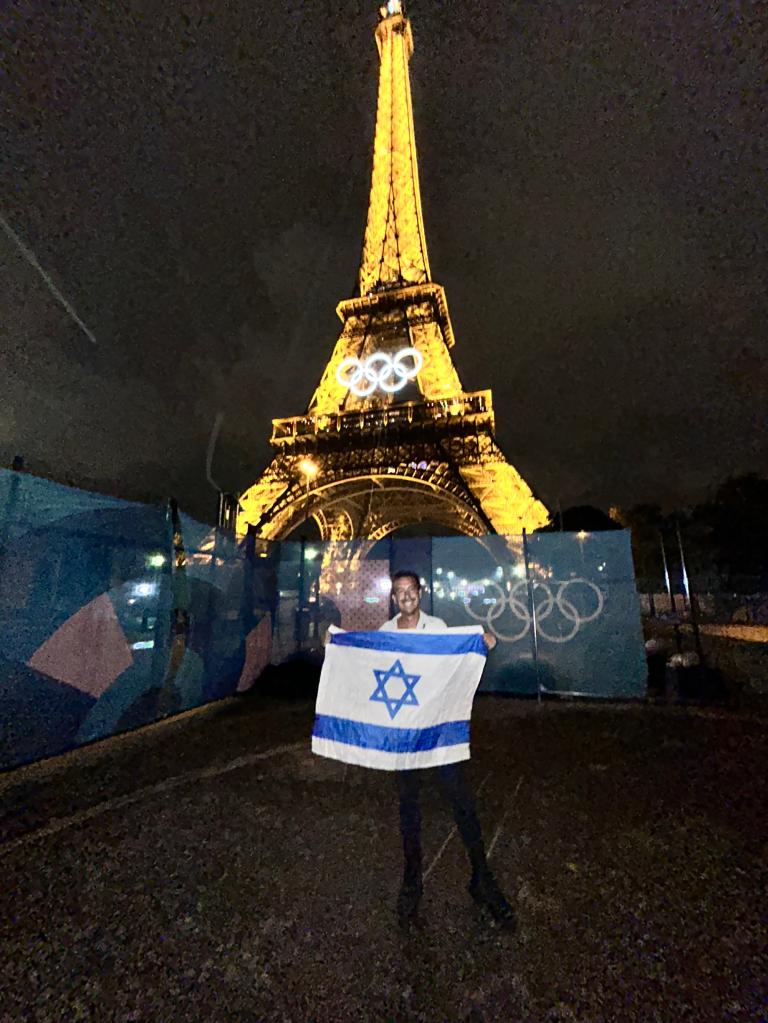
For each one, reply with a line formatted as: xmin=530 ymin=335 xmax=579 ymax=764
xmin=370 ymin=659 xmax=421 ymax=720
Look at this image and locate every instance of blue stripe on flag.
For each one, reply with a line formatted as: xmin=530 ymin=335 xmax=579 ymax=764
xmin=330 ymin=630 xmax=486 ymax=656
xmin=313 ymin=714 xmax=470 ymax=752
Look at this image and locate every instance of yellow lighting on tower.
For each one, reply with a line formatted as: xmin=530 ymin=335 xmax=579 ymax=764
xmin=234 ymin=3 xmax=549 ymax=542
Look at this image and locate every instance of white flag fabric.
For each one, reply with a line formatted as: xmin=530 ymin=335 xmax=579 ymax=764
xmin=312 ymin=625 xmax=487 ymax=771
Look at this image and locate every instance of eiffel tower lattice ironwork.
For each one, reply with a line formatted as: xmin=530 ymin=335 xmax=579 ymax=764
xmin=237 ymin=0 xmax=548 ymax=541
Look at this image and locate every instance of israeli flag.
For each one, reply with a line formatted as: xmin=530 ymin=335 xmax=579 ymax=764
xmin=312 ymin=625 xmax=487 ymax=771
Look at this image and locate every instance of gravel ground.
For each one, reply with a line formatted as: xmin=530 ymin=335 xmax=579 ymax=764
xmin=1 ymin=694 xmax=766 ymax=1022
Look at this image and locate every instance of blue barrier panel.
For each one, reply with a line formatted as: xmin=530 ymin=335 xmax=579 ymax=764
xmin=0 ymin=470 xmax=173 ymax=768
xmin=0 ymin=473 xmax=277 ymax=771
xmin=431 ymin=532 xmax=646 ymax=697
xmin=276 ymin=531 xmax=645 ymax=699
xmin=178 ymin=513 xmax=273 ymax=705
xmin=0 ymin=469 xmax=646 ymax=771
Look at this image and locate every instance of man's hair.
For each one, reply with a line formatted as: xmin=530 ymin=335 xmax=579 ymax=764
xmin=391 ymin=570 xmax=421 ymax=590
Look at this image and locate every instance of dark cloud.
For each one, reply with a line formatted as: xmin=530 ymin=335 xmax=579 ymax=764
xmin=1 ymin=0 xmax=766 ymax=520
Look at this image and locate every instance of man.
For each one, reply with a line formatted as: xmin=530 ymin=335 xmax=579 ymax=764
xmin=380 ymin=570 xmax=516 ymax=931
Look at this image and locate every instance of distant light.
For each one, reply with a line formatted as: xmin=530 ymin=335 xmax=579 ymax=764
xmin=576 ymin=530 xmax=589 ymax=540
xmin=377 ymin=577 xmax=391 ymax=593
xmin=447 ymin=570 xmax=455 ymax=580
xmin=146 ymin=553 xmax=166 ymax=569
xmin=132 ymin=582 xmax=158 ymax=599
xmin=435 ymin=567 xmax=443 ymax=576
xmin=131 ymin=640 xmax=155 ymax=651
xmin=364 ymin=596 xmax=381 ymax=604
xmin=305 ymin=547 xmax=319 ymax=560
xmin=512 ymin=564 xmax=526 ymax=578
xmin=299 ymin=458 xmax=319 ymax=479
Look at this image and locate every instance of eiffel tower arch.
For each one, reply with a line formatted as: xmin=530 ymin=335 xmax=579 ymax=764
xmin=237 ymin=1 xmax=548 ymax=542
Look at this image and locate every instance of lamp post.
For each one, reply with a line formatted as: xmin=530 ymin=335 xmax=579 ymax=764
xmin=296 ymin=459 xmax=319 ymax=651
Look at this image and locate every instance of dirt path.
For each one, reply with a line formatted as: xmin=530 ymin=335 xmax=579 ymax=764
xmin=1 ymin=695 xmax=766 ymax=1021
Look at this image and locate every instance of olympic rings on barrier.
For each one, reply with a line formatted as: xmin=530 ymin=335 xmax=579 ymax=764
xmin=461 ymin=578 xmax=605 ymax=643
xmin=336 ymin=348 xmax=423 ymax=397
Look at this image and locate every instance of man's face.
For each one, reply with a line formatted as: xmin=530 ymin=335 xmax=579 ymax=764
xmin=392 ymin=577 xmax=421 ymax=617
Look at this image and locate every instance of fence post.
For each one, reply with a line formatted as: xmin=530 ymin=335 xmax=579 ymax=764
xmin=0 ymin=460 xmax=25 ymax=615
xmin=1 ymin=457 xmax=24 ymax=545
xmin=156 ymin=499 xmax=190 ymax=714
xmin=676 ymin=519 xmax=706 ymax=667
xmin=297 ymin=536 xmax=307 ymax=650
xmin=0 ymin=464 xmax=20 ymax=547
xmin=204 ymin=514 xmax=221 ymax=685
xmin=522 ymin=528 xmax=542 ymax=703
xmin=660 ymin=534 xmax=675 ymax=614
xmin=660 ymin=534 xmax=683 ymax=654
xmin=428 ymin=536 xmax=435 ymax=616
xmin=242 ymin=524 xmax=257 ymax=638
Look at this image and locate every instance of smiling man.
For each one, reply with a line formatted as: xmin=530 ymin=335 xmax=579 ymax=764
xmin=380 ymin=571 xmax=516 ymax=931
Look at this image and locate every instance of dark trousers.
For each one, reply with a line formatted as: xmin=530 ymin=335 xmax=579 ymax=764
xmin=395 ymin=762 xmax=489 ymax=885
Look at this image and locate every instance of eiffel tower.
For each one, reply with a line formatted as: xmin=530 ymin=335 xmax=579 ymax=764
xmin=237 ymin=1 xmax=548 ymax=542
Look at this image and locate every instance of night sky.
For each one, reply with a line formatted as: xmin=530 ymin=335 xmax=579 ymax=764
xmin=2 ymin=0 xmax=766 ymax=523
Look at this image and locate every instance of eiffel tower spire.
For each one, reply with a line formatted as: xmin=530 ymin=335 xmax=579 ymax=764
xmin=359 ymin=1 xmax=431 ymax=295
xmin=236 ymin=4 xmax=548 ymax=541
xmin=307 ymin=2 xmax=461 ymax=416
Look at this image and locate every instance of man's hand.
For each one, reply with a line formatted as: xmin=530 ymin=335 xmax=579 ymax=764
xmin=482 ymin=631 xmax=497 ymax=651
xmin=323 ymin=626 xmax=345 ymax=646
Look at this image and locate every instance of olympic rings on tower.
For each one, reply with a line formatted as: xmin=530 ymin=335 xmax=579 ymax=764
xmin=335 ymin=348 xmax=423 ymax=397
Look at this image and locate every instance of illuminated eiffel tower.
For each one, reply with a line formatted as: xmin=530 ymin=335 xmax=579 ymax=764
xmin=237 ymin=1 xmax=547 ymax=541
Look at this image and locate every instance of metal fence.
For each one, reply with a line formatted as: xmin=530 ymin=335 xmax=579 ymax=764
xmin=0 ymin=469 xmax=646 ymax=770
xmin=270 ymin=530 xmax=646 ymax=700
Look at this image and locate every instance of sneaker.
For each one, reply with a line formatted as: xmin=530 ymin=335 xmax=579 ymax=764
xmin=397 ymin=880 xmax=423 ymax=930
xmin=469 ymin=873 xmax=517 ymax=931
